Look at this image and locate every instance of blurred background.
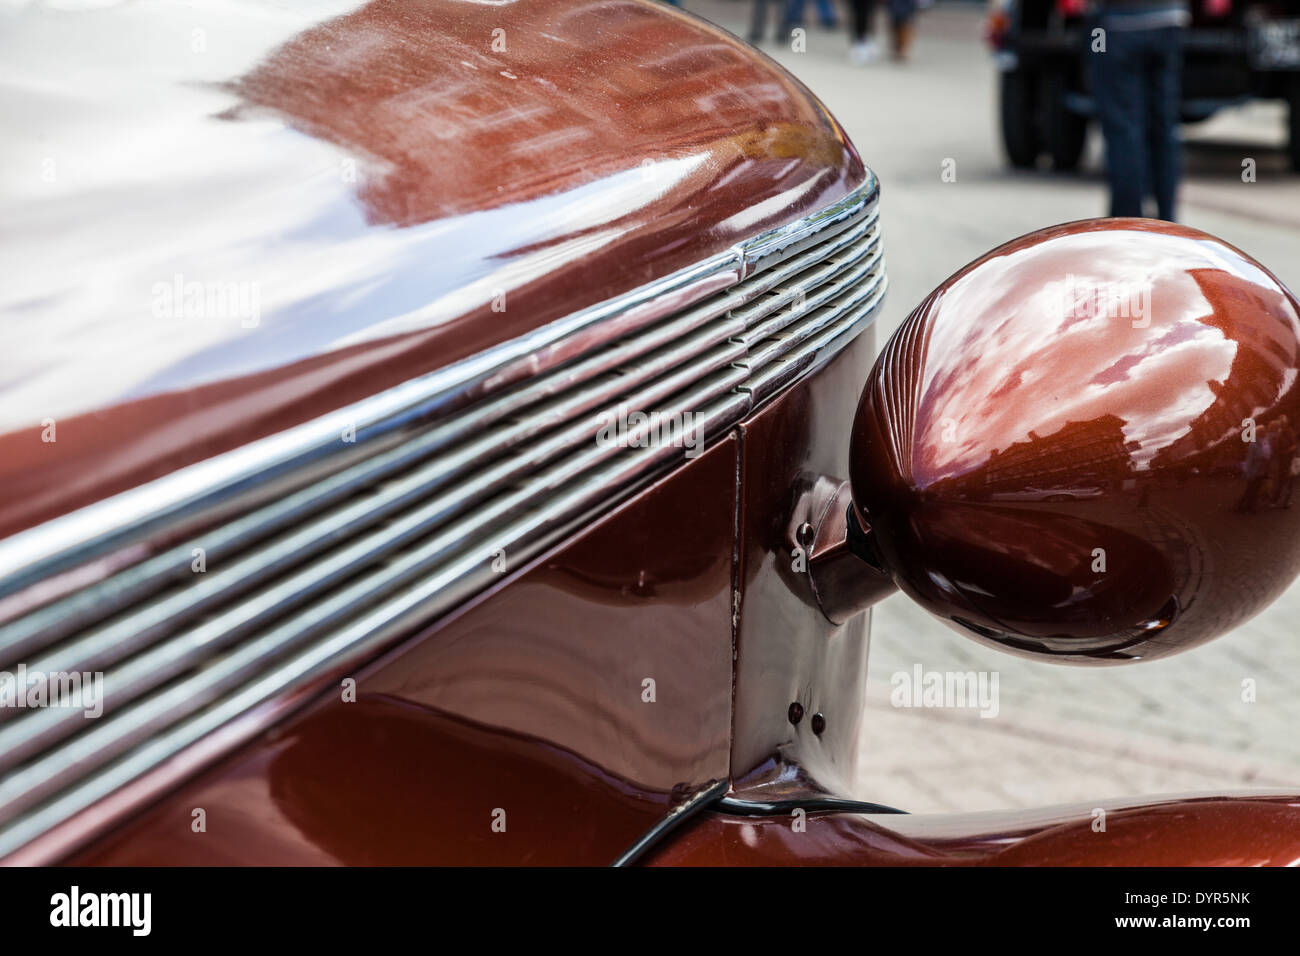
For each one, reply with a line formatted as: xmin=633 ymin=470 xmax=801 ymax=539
xmin=690 ymin=0 xmax=1300 ymax=811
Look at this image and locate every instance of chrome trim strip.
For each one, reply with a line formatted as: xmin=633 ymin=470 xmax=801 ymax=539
xmin=741 ymin=174 xmax=875 ymax=276
xmin=0 ymin=350 xmax=748 ymax=771
xmin=0 ymin=388 xmax=750 ymax=857
xmin=0 ymin=174 xmax=876 ymax=599
xmin=0 ymin=172 xmax=885 ymax=859
xmin=0 ymin=318 xmax=746 ymax=665
xmin=715 ymin=795 xmax=907 ymax=816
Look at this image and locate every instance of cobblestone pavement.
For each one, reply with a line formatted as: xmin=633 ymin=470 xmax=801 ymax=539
xmin=691 ymin=0 xmax=1300 ymax=810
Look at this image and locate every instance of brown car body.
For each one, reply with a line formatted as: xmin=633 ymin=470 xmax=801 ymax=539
xmin=2 ymin=0 xmax=1299 ymax=866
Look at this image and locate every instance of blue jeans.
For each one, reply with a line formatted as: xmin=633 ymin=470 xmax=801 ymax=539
xmin=752 ymin=0 xmax=838 ymax=41
xmin=1087 ymin=22 xmax=1184 ymax=220
xmin=784 ymin=0 xmax=840 ymax=28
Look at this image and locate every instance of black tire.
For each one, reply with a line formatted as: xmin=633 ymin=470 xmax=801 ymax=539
xmin=1288 ymin=75 xmax=1300 ymax=173
xmin=1000 ymin=69 xmax=1041 ymax=168
xmin=1042 ymin=72 xmax=1087 ymax=171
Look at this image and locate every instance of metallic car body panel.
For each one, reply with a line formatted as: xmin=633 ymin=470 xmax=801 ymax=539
xmin=57 ymin=435 xmax=737 ymax=866
xmin=32 ymin=243 xmax=887 ymax=866
xmin=731 ymin=331 xmax=878 ymax=795
xmin=850 ymin=218 xmax=1300 ymax=662
xmin=0 ymin=185 xmax=885 ymax=861
xmin=6 ymin=0 xmax=1295 ymax=870
xmin=0 ymin=0 xmax=862 ymax=539
xmin=643 ymin=793 xmax=1300 ymax=866
xmin=54 ymin=330 xmax=889 ymax=866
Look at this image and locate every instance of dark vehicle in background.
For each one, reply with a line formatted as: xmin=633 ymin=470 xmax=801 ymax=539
xmin=987 ymin=0 xmax=1300 ymax=169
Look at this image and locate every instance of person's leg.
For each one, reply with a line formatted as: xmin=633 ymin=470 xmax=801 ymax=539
xmin=749 ymin=0 xmax=769 ymax=41
xmin=816 ymin=0 xmax=839 ymax=27
xmin=848 ymin=0 xmax=866 ymax=38
xmin=1089 ymin=25 xmax=1148 ymax=216
xmin=889 ymin=0 xmax=916 ymax=59
xmin=849 ymin=0 xmax=879 ymax=61
xmin=1237 ymin=476 xmax=1258 ymax=512
xmin=1146 ymin=26 xmax=1183 ymax=221
xmin=1246 ymin=477 xmax=1265 ymax=512
xmin=860 ymin=0 xmax=877 ymax=37
xmin=783 ymin=0 xmax=806 ymax=33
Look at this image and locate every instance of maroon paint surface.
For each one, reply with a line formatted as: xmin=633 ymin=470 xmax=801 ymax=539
xmin=0 ymin=0 xmax=861 ymax=539
xmin=851 ymin=219 xmax=1300 ymax=662
xmin=730 ymin=331 xmax=878 ymax=795
xmin=63 ymin=437 xmax=737 ymax=865
xmin=8 ymin=1 xmax=1299 ymax=869
xmin=644 ymin=794 xmax=1300 ymax=866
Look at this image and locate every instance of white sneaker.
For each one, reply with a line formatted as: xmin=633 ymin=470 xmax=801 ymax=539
xmin=850 ymin=40 xmax=879 ymax=65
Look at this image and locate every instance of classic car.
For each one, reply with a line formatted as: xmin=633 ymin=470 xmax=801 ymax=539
xmin=2 ymin=0 xmax=1300 ymax=868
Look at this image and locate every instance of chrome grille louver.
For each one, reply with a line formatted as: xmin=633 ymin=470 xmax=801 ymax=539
xmin=0 ymin=178 xmax=885 ymax=859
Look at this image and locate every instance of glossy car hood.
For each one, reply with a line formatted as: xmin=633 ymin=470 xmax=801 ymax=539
xmin=0 ymin=0 xmax=864 ymax=538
